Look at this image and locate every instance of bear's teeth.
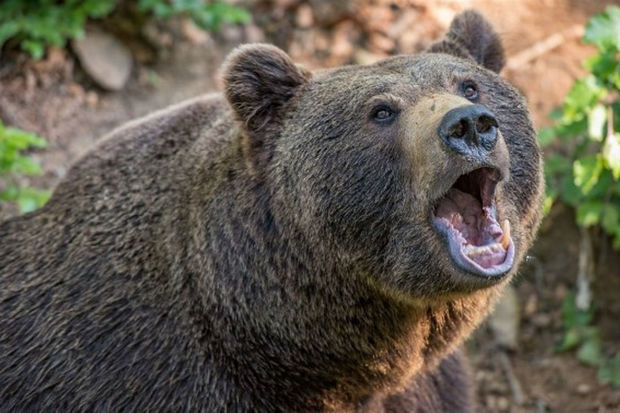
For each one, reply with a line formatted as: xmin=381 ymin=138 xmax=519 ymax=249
xmin=465 ymin=246 xmax=487 ymax=257
xmin=464 ymin=242 xmax=505 ymax=259
xmin=500 ymin=219 xmax=511 ymax=250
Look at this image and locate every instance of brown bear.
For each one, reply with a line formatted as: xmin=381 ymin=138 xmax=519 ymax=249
xmin=0 ymin=10 xmax=543 ymax=412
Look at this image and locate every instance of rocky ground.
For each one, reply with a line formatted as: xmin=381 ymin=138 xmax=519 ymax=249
xmin=1 ymin=0 xmax=620 ymax=411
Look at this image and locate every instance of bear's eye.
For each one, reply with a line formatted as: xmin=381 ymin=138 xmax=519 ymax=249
xmin=462 ymin=82 xmax=479 ymax=101
xmin=372 ymin=106 xmax=397 ymax=124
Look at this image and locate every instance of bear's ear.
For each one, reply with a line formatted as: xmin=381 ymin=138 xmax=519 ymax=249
xmin=222 ymin=44 xmax=311 ymax=132
xmin=427 ymin=10 xmax=505 ymax=73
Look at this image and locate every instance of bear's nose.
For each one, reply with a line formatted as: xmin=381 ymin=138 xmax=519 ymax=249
xmin=437 ymin=104 xmax=499 ymax=155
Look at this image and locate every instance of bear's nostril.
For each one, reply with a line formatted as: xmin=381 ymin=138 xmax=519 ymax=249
xmin=438 ymin=104 xmax=499 ymax=155
xmin=476 ymin=115 xmax=497 ymax=135
xmin=450 ymin=120 xmax=469 ymax=139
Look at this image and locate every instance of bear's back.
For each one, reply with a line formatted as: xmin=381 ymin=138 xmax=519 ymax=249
xmin=0 ymin=94 xmax=245 ymax=411
xmin=0 ymin=93 xmax=231 ymax=283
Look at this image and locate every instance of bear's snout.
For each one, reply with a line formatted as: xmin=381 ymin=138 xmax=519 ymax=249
xmin=438 ymin=104 xmax=499 ymax=156
xmin=401 ymin=94 xmax=510 ymax=204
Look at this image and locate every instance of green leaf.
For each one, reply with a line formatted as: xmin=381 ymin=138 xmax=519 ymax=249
xmin=17 ymin=195 xmax=39 ymax=213
xmin=574 ymin=155 xmax=604 ymax=193
xmin=577 ymin=201 xmax=604 ymax=227
xmin=561 ymin=292 xmax=593 ymax=328
xmin=0 ymin=186 xmax=19 ymax=202
xmin=15 ymin=187 xmax=50 ymax=213
xmin=598 ymin=357 xmax=620 ymax=387
xmin=603 ymin=132 xmax=620 ymax=180
xmin=0 ymin=20 xmax=19 ymax=45
xmin=152 ymin=3 xmax=173 ymax=18
xmin=602 ymin=204 xmax=620 ymax=233
xmin=10 ymin=156 xmax=42 ymax=175
xmin=0 ymin=126 xmax=47 ymax=149
xmin=549 ymin=108 xmax=564 ymax=121
xmin=85 ymin=0 xmax=115 ymax=18
xmin=577 ymin=334 xmax=604 ymax=366
xmin=584 ymin=51 xmax=620 ymax=87
xmin=555 ymin=327 xmax=581 ymax=352
xmin=559 ymin=174 xmax=582 ymax=206
xmin=584 ymin=5 xmax=620 ymax=51
xmin=137 ymin=0 xmax=160 ymax=12
xmin=563 ymin=76 xmax=605 ymax=122
xmin=554 ymin=117 xmax=588 ymax=141
xmin=191 ymin=2 xmax=251 ymax=31
xmin=538 ymin=127 xmax=556 ymax=147
xmin=21 ymin=39 xmax=45 ymax=59
xmin=0 ymin=121 xmax=49 ymax=213
xmin=587 ymin=170 xmax=614 ymax=199
xmin=614 ymin=231 xmax=620 ymax=249
xmin=545 ymin=154 xmax=572 ymax=175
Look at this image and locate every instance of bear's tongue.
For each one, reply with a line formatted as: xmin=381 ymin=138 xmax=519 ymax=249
xmin=434 ymin=188 xmax=510 ymax=269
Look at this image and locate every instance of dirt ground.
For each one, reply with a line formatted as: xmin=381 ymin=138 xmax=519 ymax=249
xmin=1 ymin=0 xmax=620 ymax=411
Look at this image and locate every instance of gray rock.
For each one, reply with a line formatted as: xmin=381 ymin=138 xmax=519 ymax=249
xmin=72 ymin=30 xmax=132 ymax=91
xmin=488 ymin=284 xmax=520 ymax=350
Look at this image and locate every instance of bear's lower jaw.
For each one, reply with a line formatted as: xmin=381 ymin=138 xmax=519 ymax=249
xmin=434 ymin=215 xmax=515 ymax=277
xmin=432 ymin=167 xmax=514 ymax=278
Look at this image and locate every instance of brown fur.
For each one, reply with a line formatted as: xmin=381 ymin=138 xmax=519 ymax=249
xmin=0 ymin=10 xmax=543 ymax=412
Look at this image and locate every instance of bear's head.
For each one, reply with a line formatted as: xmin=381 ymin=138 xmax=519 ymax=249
xmin=222 ymin=10 xmax=543 ymax=300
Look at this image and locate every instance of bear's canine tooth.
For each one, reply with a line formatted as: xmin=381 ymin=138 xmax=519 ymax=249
xmin=500 ymin=219 xmax=511 ymax=249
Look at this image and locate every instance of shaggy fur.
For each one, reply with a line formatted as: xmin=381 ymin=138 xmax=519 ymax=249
xmin=0 ymin=10 xmax=543 ymax=412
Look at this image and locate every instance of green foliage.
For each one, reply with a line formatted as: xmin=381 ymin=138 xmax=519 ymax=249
xmin=556 ymin=292 xmax=620 ymax=388
xmin=0 ymin=0 xmax=250 ymax=59
xmin=0 ymin=122 xmax=50 ymax=213
xmin=584 ymin=5 xmax=620 ymax=52
xmin=548 ymin=6 xmax=620 ymax=389
xmin=138 ymin=0 xmax=250 ymax=31
xmin=598 ymin=357 xmax=620 ymax=388
xmin=0 ymin=0 xmax=116 ymax=59
xmin=542 ymin=5 xmax=620 ymax=248
xmin=556 ymin=292 xmax=597 ymax=355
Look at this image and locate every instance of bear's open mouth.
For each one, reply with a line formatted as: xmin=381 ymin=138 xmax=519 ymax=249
xmin=432 ymin=167 xmax=514 ymax=277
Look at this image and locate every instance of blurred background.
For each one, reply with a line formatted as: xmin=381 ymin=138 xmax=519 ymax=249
xmin=1 ymin=0 xmax=619 ymax=411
